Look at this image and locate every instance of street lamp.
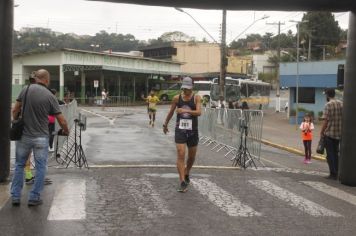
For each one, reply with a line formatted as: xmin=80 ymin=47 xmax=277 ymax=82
xmin=289 ymin=20 xmax=308 ymax=129
xmin=230 ymin=15 xmax=270 ymax=43
xmin=90 ymin=44 xmax=100 ymax=51
xmin=38 ymin=42 xmax=50 ymax=50
xmin=174 ymin=8 xmax=218 ymax=44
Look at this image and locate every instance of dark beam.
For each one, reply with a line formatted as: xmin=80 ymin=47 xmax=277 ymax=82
xmin=339 ymin=12 xmax=356 ymax=186
xmin=0 ymin=0 xmax=13 ymax=182
xmin=89 ymin=0 xmax=356 ymax=11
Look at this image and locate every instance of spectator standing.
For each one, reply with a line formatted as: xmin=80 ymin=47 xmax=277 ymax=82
xmin=11 ymin=69 xmax=69 ymax=206
xmin=300 ymin=114 xmax=314 ymax=164
xmin=320 ymin=88 xmax=343 ymax=180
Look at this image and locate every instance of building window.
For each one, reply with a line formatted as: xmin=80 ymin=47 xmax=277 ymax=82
xmin=294 ymin=88 xmax=315 ymax=103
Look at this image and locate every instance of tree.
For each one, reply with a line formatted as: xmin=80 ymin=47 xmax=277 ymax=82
xmin=299 ymin=12 xmax=341 ymax=60
xmin=159 ymin=31 xmax=194 ymax=42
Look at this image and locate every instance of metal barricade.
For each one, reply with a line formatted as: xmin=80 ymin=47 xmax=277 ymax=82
xmin=198 ymin=108 xmax=264 ymax=167
xmin=53 ymin=99 xmax=78 ymax=163
xmin=74 ymin=96 xmax=131 ymax=107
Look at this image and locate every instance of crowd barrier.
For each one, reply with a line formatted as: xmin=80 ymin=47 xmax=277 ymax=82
xmin=158 ymin=107 xmax=264 ymax=168
xmin=53 ymin=99 xmax=78 ymax=165
xmin=74 ymin=96 xmax=131 ymax=107
xmin=199 ymin=108 xmax=264 ymax=168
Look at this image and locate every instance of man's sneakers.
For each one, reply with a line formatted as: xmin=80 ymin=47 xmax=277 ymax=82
xmin=177 ymin=181 xmax=188 ymax=193
xmin=25 ymin=177 xmax=52 ymax=185
xmin=12 ymin=198 xmax=20 ymax=206
xmin=184 ymin=175 xmax=190 ymax=185
xmin=28 ymin=199 xmax=43 ymax=207
xmin=25 ymin=177 xmax=35 ymax=185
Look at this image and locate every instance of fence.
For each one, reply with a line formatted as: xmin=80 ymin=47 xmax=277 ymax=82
xmin=73 ymin=96 xmax=131 ymax=107
xmin=53 ymin=99 xmax=78 ymax=165
xmin=199 ymin=108 xmax=264 ymax=167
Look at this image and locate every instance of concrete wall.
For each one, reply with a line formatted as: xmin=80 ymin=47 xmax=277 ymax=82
xmin=172 ymin=42 xmax=220 ymax=74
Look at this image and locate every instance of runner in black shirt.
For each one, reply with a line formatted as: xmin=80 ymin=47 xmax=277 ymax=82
xmin=163 ymin=77 xmax=202 ymax=192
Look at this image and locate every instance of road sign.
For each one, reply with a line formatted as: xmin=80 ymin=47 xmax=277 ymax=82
xmin=94 ymin=80 xmax=99 ymax=88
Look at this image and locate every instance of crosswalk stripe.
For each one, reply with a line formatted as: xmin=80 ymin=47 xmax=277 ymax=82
xmin=125 ymin=178 xmax=172 ymax=218
xmin=47 ymin=179 xmax=86 ymax=221
xmin=248 ymin=180 xmax=342 ymax=217
xmin=0 ymin=185 xmax=9 ymax=210
xmin=302 ymin=181 xmax=356 ymax=207
xmin=191 ymin=179 xmax=262 ymax=217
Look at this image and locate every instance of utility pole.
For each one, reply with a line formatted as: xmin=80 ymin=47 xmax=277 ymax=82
xmin=316 ymin=45 xmax=327 ymax=60
xmin=266 ymin=21 xmax=285 ymax=112
xmin=219 ymin=9 xmax=227 ymax=100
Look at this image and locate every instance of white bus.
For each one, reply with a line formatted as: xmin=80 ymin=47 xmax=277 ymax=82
xmin=194 ymin=80 xmax=212 ymax=101
xmin=210 ymin=77 xmax=271 ymax=109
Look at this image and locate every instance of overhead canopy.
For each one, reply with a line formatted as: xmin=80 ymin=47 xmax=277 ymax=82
xmin=89 ymin=0 xmax=356 ymax=11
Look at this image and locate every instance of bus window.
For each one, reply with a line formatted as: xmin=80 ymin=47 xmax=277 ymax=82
xmin=194 ymin=83 xmax=210 ymax=91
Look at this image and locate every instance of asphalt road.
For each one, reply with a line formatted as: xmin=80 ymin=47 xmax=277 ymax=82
xmin=2 ymin=106 xmax=356 ymax=236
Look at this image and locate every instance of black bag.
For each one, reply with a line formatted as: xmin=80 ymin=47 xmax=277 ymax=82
xmin=9 ymin=118 xmax=25 ymax=140
xmin=9 ymin=85 xmax=30 ymax=141
xmin=316 ymin=136 xmax=325 ymax=155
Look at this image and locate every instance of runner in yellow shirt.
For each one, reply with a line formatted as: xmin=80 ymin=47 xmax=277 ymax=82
xmin=142 ymin=90 xmax=160 ymax=127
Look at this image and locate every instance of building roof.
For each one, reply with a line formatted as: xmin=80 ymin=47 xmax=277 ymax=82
xmin=13 ymin=48 xmax=182 ymax=64
xmin=89 ymin=0 xmax=356 ymax=11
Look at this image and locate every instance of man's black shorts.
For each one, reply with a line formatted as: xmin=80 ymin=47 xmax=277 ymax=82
xmin=175 ymin=129 xmax=199 ymax=147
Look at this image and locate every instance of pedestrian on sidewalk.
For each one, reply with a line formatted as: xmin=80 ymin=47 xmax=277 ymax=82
xmin=320 ymin=88 xmax=343 ymax=180
xmin=11 ymin=69 xmax=70 ymax=207
xmin=163 ymin=77 xmax=202 ymax=193
xmin=300 ymin=114 xmax=314 ymax=164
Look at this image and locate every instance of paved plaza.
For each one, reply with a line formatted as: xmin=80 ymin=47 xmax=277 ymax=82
xmin=1 ymin=106 xmax=356 ymax=236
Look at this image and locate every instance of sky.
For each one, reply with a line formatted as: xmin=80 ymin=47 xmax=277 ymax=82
xmin=14 ymin=0 xmax=350 ymax=44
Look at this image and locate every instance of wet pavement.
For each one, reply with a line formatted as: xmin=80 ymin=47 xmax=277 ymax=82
xmin=2 ymin=106 xmax=356 ymax=236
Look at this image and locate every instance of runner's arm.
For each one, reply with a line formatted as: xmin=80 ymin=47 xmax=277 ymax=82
xmin=12 ymin=101 xmax=22 ymax=120
xmin=176 ymin=95 xmax=202 ymax=116
xmin=163 ymin=96 xmax=178 ymax=134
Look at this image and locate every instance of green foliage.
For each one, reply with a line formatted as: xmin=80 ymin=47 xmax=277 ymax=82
xmin=300 ymin=12 xmax=341 ymax=60
xmin=258 ymin=72 xmax=276 ymax=84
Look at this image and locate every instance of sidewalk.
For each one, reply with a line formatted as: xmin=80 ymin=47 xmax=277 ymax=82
xmin=262 ymin=108 xmax=325 ymax=161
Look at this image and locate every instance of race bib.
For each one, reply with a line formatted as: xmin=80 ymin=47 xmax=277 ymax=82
xmin=179 ymin=119 xmax=192 ymax=130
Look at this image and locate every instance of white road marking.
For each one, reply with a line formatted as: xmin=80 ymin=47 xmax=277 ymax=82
xmin=145 ymin=173 xmax=211 ymax=178
xmin=302 ymin=181 xmax=356 ymax=207
xmin=254 ymin=167 xmax=326 ymax=176
xmin=125 ymin=178 xmax=172 ymax=218
xmin=80 ymin=108 xmax=112 ymax=122
xmin=191 ymin=179 xmax=261 ymax=217
xmin=248 ymin=180 xmax=342 ymax=217
xmin=47 ymin=179 xmax=86 ymax=220
xmin=0 ymin=185 xmax=9 ymax=210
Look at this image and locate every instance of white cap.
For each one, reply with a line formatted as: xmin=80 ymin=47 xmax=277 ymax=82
xmin=181 ymin=77 xmax=193 ymax=89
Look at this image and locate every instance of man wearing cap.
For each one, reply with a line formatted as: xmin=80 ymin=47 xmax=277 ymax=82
xmin=320 ymin=88 xmax=343 ymax=180
xmin=11 ymin=69 xmax=70 ymax=206
xmin=163 ymin=77 xmax=201 ymax=192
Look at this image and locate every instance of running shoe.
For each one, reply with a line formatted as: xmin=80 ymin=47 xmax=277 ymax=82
xmin=184 ymin=175 xmax=190 ymax=185
xmin=25 ymin=177 xmax=35 ymax=185
xmin=177 ymin=181 xmax=188 ymax=193
xmin=306 ymin=159 xmax=312 ymax=164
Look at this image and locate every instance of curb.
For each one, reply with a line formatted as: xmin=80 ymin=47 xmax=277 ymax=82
xmin=261 ymin=139 xmax=326 ymax=162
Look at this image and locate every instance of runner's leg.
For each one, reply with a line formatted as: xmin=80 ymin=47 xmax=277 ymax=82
xmin=176 ymin=143 xmax=186 ymax=182
xmin=186 ymin=146 xmax=197 ymax=176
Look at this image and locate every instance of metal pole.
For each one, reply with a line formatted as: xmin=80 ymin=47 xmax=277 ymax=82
xmin=276 ymin=22 xmax=282 ymax=112
xmin=295 ymin=22 xmax=300 ymax=129
xmin=0 ymin=0 xmax=13 ymax=182
xmin=219 ymin=9 xmax=227 ymax=100
xmin=339 ymin=11 xmax=356 ymax=186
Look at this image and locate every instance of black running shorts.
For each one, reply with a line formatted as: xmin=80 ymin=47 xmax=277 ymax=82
xmin=175 ymin=129 xmax=199 ymax=147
